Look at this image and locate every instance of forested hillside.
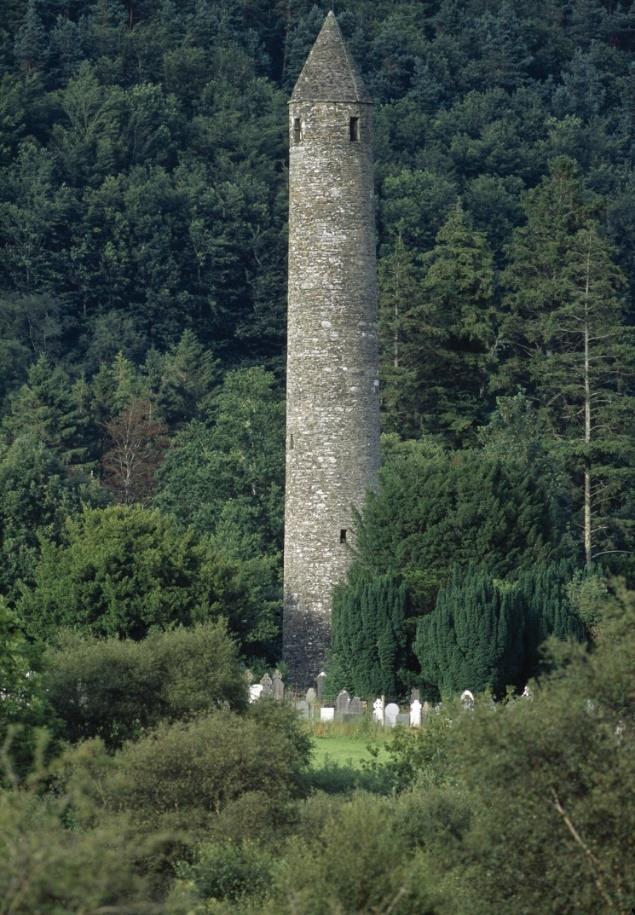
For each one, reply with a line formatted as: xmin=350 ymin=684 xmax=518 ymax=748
xmin=0 ymin=0 xmax=634 ymax=675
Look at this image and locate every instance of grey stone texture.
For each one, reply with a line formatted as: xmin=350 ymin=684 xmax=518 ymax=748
xmin=283 ymin=12 xmax=380 ymax=685
xmin=349 ymin=696 xmax=364 ymax=716
xmin=335 ymin=689 xmax=351 ymax=717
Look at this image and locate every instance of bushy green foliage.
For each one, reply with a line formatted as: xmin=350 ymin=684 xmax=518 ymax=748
xmin=517 ymin=559 xmax=589 ymax=680
xmin=156 ymin=366 xmax=285 ymax=553
xmin=407 ymin=587 xmax=635 ymax=915
xmin=44 ymin=621 xmax=246 ymax=749
xmin=170 ymin=839 xmax=274 ymax=908
xmin=415 ymin=562 xmax=587 ymax=696
xmin=18 ymin=504 xmax=277 ymax=649
xmin=0 ymin=433 xmax=104 ymax=600
xmin=98 ymin=704 xmax=310 ymax=832
xmin=0 ymin=784 xmax=153 ymax=914
xmin=415 ymin=568 xmax=526 ymax=697
xmin=355 ymin=439 xmax=573 ymax=609
xmin=330 ymin=572 xmax=408 ymax=698
xmin=0 ymin=597 xmax=47 ymax=778
xmin=257 ymin=793 xmax=418 ymax=915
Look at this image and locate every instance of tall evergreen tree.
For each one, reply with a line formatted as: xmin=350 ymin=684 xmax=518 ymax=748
xmin=414 ymin=562 xmax=587 ymax=697
xmin=14 ymin=0 xmax=47 ymax=74
xmin=379 ymin=203 xmax=496 ymax=445
xmin=330 ymin=572 xmax=408 ymax=698
xmin=500 ymin=157 xmax=635 ymax=569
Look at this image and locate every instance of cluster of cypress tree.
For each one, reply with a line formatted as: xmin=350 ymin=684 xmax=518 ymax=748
xmin=330 ymin=561 xmax=589 ymax=699
xmin=329 ymin=572 xmax=408 ymax=697
xmin=414 ymin=562 xmax=588 ymax=698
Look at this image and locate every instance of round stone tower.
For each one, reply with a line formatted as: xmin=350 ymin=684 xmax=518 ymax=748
xmin=283 ymin=12 xmax=380 ymax=685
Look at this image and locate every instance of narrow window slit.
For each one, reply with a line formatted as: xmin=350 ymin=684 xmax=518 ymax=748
xmin=293 ymin=118 xmax=302 ymax=143
xmin=349 ymin=116 xmax=359 ymax=141
xmin=289 ymin=433 xmax=294 ymax=450
xmin=340 ymin=529 xmax=347 ymax=544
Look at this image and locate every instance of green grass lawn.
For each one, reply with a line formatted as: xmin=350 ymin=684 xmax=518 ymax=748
xmin=311 ymin=733 xmax=390 ymax=770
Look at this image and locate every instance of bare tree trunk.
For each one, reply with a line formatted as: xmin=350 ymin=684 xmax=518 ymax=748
xmin=583 ymin=231 xmax=592 ymax=567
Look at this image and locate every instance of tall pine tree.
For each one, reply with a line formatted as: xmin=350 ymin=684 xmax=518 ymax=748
xmin=500 ymin=157 xmax=635 ymax=570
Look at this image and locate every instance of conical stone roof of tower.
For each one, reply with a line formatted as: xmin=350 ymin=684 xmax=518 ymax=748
xmin=291 ymin=11 xmax=371 ymax=104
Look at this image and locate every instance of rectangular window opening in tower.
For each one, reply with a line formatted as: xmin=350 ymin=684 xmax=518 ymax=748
xmin=289 ymin=433 xmax=294 ymax=450
xmin=340 ymin=529 xmax=347 ymax=544
xmin=349 ymin=117 xmax=360 ymax=141
xmin=293 ymin=118 xmax=302 ymax=144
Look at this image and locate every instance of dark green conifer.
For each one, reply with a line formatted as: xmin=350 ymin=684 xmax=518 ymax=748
xmin=14 ymin=0 xmax=47 ymax=74
xmin=330 ymin=572 xmax=408 ymax=698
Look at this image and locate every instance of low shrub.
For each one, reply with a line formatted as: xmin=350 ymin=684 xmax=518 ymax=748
xmin=44 ymin=621 xmax=246 ymax=749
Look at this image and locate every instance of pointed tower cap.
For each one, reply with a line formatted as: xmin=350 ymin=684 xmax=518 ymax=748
xmin=291 ymin=12 xmax=371 ymax=104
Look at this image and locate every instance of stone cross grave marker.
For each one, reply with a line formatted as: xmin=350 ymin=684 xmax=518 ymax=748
xmin=372 ymin=697 xmax=384 ymax=724
xmin=260 ymin=673 xmax=273 ymax=697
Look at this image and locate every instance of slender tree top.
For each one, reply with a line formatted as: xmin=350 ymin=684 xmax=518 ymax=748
xmin=291 ymin=12 xmax=371 ymax=104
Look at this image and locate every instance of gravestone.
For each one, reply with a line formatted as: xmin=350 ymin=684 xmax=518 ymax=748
xmin=410 ymin=688 xmax=420 ymax=703
xmin=306 ymin=687 xmax=317 ymax=707
xmin=260 ymin=673 xmax=273 ymax=697
xmin=460 ymin=689 xmax=475 ymax=710
xmin=316 ymin=671 xmax=327 ymax=698
xmin=349 ymin=696 xmax=363 ymax=716
xmin=272 ymin=670 xmax=285 ymax=701
xmin=422 ymin=701 xmax=431 ymax=720
xmin=320 ymin=706 xmax=335 ymax=722
xmin=295 ymin=699 xmax=309 ymax=719
xmin=249 ymin=683 xmax=263 ymax=703
xmin=335 ymin=689 xmax=351 ymax=718
xmin=410 ymin=699 xmax=422 ymax=727
xmin=372 ymin=697 xmax=384 ymax=724
xmin=385 ymin=702 xmax=400 ymax=728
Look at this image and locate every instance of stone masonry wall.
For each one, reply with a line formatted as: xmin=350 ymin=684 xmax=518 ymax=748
xmin=283 ymin=97 xmax=380 ymax=684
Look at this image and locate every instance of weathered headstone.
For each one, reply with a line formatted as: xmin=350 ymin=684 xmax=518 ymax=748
xmin=295 ymin=699 xmax=309 ymax=719
xmin=385 ymin=702 xmax=400 ymax=728
xmin=272 ymin=670 xmax=285 ymax=701
xmin=349 ymin=696 xmax=363 ymax=716
xmin=335 ymin=689 xmax=351 ymax=718
xmin=460 ymin=689 xmax=475 ymax=710
xmin=249 ymin=684 xmax=263 ymax=703
xmin=410 ymin=699 xmax=422 ymax=727
xmin=422 ymin=701 xmax=432 ymax=720
xmin=316 ymin=671 xmax=327 ymax=698
xmin=372 ymin=697 xmax=384 ymax=724
xmin=320 ymin=706 xmax=335 ymax=722
xmin=260 ymin=673 xmax=273 ymax=697
xmin=306 ymin=687 xmax=317 ymax=707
